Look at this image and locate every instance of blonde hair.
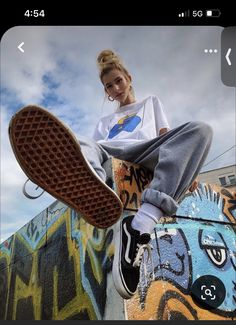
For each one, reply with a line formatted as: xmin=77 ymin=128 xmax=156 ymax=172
xmin=97 ymin=50 xmax=131 ymax=84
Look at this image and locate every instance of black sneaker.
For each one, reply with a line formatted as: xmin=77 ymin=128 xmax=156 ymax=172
xmin=112 ymin=215 xmax=151 ymax=299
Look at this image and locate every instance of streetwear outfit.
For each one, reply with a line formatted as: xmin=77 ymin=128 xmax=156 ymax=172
xmin=9 ymin=95 xmax=213 ymax=299
xmin=81 ymin=95 xmax=213 ymax=299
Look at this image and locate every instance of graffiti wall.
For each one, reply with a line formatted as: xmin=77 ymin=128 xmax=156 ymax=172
xmin=125 ymin=184 xmax=236 ymax=320
xmin=113 ymin=158 xmax=153 ymax=211
xmin=114 ymin=159 xmax=236 ymax=320
xmin=0 ymin=201 xmax=124 ymax=320
xmin=0 ymin=158 xmax=235 ymax=320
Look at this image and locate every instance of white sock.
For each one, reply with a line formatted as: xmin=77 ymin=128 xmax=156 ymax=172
xmin=131 ymin=203 xmax=164 ymax=234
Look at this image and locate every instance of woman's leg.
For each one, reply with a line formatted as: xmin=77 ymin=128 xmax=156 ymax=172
xmin=110 ymin=121 xmax=213 ymax=299
xmin=109 ymin=121 xmax=213 ymax=216
xmin=78 ymin=135 xmax=110 ymax=182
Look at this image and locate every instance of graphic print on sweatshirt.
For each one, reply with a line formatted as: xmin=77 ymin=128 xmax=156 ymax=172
xmin=108 ymin=114 xmax=141 ymax=139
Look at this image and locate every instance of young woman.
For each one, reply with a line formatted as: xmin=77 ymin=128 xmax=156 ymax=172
xmin=9 ymin=50 xmax=213 ymax=301
xmin=93 ymin=50 xmax=213 ymax=299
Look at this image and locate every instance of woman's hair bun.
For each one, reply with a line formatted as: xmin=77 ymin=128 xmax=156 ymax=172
xmin=97 ymin=50 xmax=120 ymax=71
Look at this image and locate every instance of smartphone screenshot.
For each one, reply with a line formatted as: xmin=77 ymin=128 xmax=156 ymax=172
xmin=0 ymin=5 xmax=235 ymax=322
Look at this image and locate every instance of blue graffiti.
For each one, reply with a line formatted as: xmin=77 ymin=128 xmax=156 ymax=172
xmin=139 ymin=183 xmax=236 ymax=315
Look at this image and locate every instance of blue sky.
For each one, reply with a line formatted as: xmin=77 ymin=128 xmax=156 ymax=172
xmin=0 ymin=26 xmax=235 ymax=242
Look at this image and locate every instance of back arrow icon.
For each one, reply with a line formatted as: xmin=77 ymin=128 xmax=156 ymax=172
xmin=226 ymin=48 xmax=231 ymax=66
xmin=18 ymin=42 xmax=24 ymax=53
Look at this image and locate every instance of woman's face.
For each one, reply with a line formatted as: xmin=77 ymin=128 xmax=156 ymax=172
xmin=102 ymin=69 xmax=132 ymax=106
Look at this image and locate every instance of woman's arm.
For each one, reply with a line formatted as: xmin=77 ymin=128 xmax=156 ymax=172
xmin=92 ymin=117 xmax=109 ymax=141
xmin=152 ymin=96 xmax=170 ymax=137
xmin=188 ymin=177 xmax=199 ymax=192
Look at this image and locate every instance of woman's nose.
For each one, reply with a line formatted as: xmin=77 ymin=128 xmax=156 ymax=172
xmin=113 ymin=84 xmax=120 ymax=91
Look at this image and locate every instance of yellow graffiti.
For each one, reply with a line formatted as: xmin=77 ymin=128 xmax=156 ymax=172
xmin=0 ymin=208 xmax=113 ymax=320
xmin=4 ymin=234 xmax=42 ymax=320
xmin=79 ymin=219 xmax=104 ymax=284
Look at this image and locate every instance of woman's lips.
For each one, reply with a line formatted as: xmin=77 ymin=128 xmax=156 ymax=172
xmin=115 ymin=93 xmax=124 ymax=99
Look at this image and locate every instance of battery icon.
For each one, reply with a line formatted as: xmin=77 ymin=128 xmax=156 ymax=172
xmin=206 ymin=9 xmax=221 ymax=17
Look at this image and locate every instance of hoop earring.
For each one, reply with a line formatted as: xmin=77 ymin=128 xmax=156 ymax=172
xmin=108 ymin=95 xmax=115 ymax=102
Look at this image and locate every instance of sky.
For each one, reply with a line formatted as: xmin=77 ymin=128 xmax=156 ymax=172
xmin=0 ymin=26 xmax=235 ymax=243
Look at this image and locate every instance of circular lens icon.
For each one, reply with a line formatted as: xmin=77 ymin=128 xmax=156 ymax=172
xmin=190 ymin=275 xmax=226 ymax=310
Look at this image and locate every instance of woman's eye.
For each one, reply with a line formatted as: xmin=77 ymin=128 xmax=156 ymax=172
xmin=115 ymin=78 xmax=122 ymax=84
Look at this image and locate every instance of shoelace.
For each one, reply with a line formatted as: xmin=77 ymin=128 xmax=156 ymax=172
xmin=133 ymin=243 xmax=152 ymax=267
xmin=133 ymin=243 xmax=155 ymax=284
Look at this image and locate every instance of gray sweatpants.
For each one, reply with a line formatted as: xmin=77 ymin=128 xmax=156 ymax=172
xmin=79 ymin=121 xmax=213 ymax=216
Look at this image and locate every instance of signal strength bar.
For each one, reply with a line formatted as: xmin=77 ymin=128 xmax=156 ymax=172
xmin=178 ymin=10 xmax=190 ymax=17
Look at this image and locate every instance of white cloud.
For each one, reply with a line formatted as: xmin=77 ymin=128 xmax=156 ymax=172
xmin=1 ymin=27 xmax=57 ymax=104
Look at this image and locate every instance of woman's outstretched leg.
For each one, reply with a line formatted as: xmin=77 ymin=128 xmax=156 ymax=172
xmin=8 ymin=105 xmax=123 ymax=228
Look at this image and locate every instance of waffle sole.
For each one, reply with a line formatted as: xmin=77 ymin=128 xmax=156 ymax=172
xmin=8 ymin=105 xmax=123 ymax=228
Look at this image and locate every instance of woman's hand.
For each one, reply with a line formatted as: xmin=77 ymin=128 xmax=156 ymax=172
xmin=159 ymin=128 xmax=169 ymax=136
xmin=189 ymin=177 xmax=199 ymax=192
